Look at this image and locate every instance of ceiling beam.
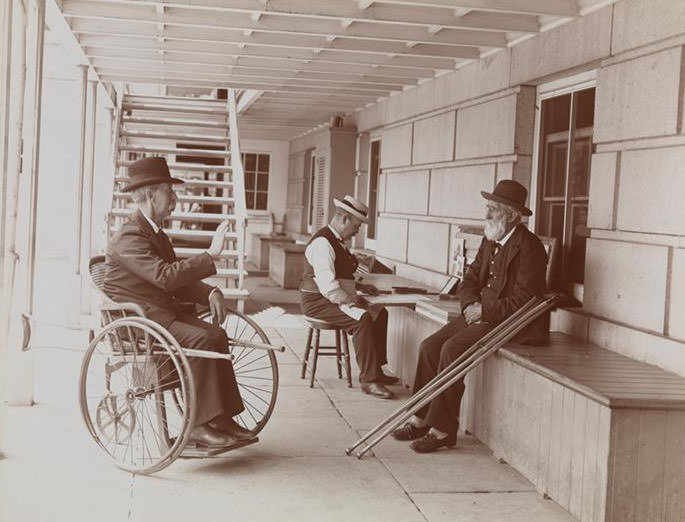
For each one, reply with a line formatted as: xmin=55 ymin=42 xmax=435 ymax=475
xmin=88 ymin=56 xmax=420 ymax=86
xmin=61 ymin=1 xmax=508 ymax=48
xmin=98 ymin=73 xmax=387 ymax=100
xmin=67 ymin=18 xmax=482 ymax=60
xmin=93 ymin=64 xmax=405 ymax=91
xmin=365 ymin=0 xmax=579 ymax=17
xmin=84 ymin=47 xmax=437 ymax=78
xmin=76 ymin=34 xmax=460 ymax=69
xmin=60 ymin=0 xmax=540 ymax=33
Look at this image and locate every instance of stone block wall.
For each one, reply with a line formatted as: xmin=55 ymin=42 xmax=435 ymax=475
xmin=349 ymin=0 xmax=685 ymax=375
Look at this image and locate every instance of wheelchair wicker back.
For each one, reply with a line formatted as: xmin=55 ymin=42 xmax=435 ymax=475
xmin=81 ymin=256 xmax=279 ymax=474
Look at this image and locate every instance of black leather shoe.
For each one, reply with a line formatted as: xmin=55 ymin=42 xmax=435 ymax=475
xmin=410 ymin=432 xmax=457 ymax=453
xmin=377 ymin=372 xmax=400 ymax=385
xmin=187 ymin=424 xmax=239 ymax=448
xmin=391 ymin=422 xmax=429 ymax=441
xmin=208 ymin=416 xmax=255 ymax=441
xmin=361 ymin=382 xmax=395 ymax=399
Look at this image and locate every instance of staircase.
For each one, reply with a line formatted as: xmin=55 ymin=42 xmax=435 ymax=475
xmin=108 ymin=91 xmax=249 ymax=300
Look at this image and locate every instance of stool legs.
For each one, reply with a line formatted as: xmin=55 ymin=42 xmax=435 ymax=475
xmin=341 ymin=331 xmax=352 ymax=388
xmin=309 ymin=328 xmax=321 ymax=388
xmin=301 ymin=327 xmax=313 ymax=379
xmin=335 ymin=330 xmax=343 ymax=379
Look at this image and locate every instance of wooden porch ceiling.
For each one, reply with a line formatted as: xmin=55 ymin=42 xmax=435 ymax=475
xmin=57 ymin=0 xmax=611 ymax=140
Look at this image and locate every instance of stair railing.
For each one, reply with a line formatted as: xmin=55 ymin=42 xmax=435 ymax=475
xmin=106 ymin=91 xmax=123 ymax=239
xmin=227 ymin=89 xmax=247 ymax=291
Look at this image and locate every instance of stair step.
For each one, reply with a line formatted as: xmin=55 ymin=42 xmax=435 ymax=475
xmin=115 ymin=176 xmax=233 ymax=189
xmin=123 ymin=102 xmax=229 ymax=116
xmin=219 ymin=288 xmax=250 ymax=299
xmin=176 ymin=247 xmax=238 ymax=259
xmin=124 ymin=94 xmax=226 ymax=107
xmin=117 ymin=161 xmax=232 ymax=173
xmin=109 ymin=226 xmax=238 ymax=242
xmin=120 ymin=130 xmax=229 ymax=144
xmin=113 ymin=192 xmax=234 ymax=206
xmin=111 ymin=208 xmax=236 ymax=223
xmin=216 ymin=268 xmax=246 ymax=278
xmin=119 ymin=144 xmax=230 ymax=158
xmin=123 ymin=115 xmax=228 ymax=129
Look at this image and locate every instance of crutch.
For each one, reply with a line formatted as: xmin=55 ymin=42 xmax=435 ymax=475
xmin=347 ymin=293 xmax=560 ymax=458
xmin=344 ymin=295 xmax=539 ymax=456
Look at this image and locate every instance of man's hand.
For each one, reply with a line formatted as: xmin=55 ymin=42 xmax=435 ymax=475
xmin=464 ymin=302 xmax=482 ymax=325
xmin=207 ymin=220 xmax=231 ymax=260
xmin=208 ymin=289 xmax=227 ymax=325
xmin=356 ymin=282 xmax=380 ymax=296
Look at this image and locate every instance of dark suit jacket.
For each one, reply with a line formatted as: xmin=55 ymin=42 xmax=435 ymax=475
xmin=458 ymin=224 xmax=548 ymax=344
xmin=104 ymin=209 xmax=217 ymax=328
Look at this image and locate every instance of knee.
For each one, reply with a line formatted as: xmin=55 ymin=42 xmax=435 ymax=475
xmin=201 ymin=326 xmax=229 ymax=351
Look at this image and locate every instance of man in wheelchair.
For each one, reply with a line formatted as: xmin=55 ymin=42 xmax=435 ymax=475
xmin=104 ymin=157 xmax=254 ymax=449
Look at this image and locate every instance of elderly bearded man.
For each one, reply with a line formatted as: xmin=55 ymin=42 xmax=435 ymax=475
xmin=104 ymin=157 xmax=255 ymax=449
xmin=300 ymin=195 xmax=397 ymax=399
xmin=392 ymin=180 xmax=548 ymax=453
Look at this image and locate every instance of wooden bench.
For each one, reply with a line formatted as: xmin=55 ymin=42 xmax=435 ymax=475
xmin=465 ymin=332 xmax=685 ymax=522
xmin=252 ymin=233 xmax=295 ymax=271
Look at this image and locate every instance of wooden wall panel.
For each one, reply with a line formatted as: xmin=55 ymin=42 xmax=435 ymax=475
xmin=380 ymin=124 xmax=412 ymax=169
xmin=412 ymin=111 xmax=456 ymax=165
xmin=384 ymin=170 xmax=429 ymax=215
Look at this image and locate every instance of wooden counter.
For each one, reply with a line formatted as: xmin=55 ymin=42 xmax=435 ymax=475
xmin=269 ymin=242 xmax=307 ymax=289
xmin=253 ymin=233 xmax=295 ymax=271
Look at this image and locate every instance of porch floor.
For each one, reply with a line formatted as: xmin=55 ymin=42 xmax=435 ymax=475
xmin=0 ymin=277 xmax=575 ymax=522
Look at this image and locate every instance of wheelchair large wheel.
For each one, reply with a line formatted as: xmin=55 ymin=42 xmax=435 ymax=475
xmin=200 ymin=309 xmax=278 ymax=435
xmin=79 ymin=317 xmax=196 ymax=474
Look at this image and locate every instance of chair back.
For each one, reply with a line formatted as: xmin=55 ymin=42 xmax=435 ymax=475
xmin=88 ymin=255 xmax=145 ymax=323
xmin=538 ymin=236 xmax=558 ymax=290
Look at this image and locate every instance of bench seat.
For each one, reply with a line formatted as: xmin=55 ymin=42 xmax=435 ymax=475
xmin=466 ymin=332 xmax=685 ymax=522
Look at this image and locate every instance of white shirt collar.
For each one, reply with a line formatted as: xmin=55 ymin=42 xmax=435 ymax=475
xmin=139 ymin=209 xmax=160 ymax=234
xmin=327 ymin=224 xmax=344 ymax=242
xmin=498 ymin=224 xmax=517 ymax=246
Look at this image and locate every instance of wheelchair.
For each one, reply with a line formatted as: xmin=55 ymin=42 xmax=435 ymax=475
xmin=80 ymin=256 xmax=283 ymax=474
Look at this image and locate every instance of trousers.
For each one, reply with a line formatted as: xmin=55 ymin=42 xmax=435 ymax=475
xmin=167 ymin=314 xmax=244 ymax=426
xmin=413 ymin=317 xmax=495 ymax=434
xmin=300 ymin=292 xmax=388 ymax=383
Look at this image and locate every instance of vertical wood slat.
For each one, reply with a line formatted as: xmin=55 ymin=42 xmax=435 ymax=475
xmin=608 ymin=410 xmax=640 ymax=522
xmin=547 ymin=382 xmax=565 ymax=502
xmin=536 ymin=374 xmax=554 ymax=496
xmin=581 ymin=401 xmax=600 ymax=522
xmin=569 ymin=393 xmax=588 ymax=520
xmin=662 ymin=411 xmax=685 ymax=522
xmin=558 ymin=387 xmax=576 ymax=511
xmin=634 ymin=410 xmax=667 ymax=522
xmin=594 ymin=405 xmax=611 ymax=522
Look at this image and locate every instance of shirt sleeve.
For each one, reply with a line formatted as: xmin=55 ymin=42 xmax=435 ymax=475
xmin=305 ymin=237 xmax=344 ymax=299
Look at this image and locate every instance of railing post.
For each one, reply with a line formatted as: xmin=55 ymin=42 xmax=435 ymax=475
xmin=74 ymin=64 xmax=89 ymax=275
xmin=227 ymin=89 xmax=247 ymax=294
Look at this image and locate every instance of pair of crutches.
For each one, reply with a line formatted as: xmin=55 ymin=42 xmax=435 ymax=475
xmin=346 ymin=293 xmax=561 ymax=458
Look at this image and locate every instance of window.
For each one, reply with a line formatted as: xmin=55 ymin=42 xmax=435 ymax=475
xmin=242 ymin=152 xmax=269 ymax=210
xmin=367 ymin=140 xmax=381 ymax=240
xmin=535 ymin=86 xmax=595 ymax=291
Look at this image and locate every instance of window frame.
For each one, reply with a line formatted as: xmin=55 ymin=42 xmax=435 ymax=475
xmin=241 ymin=151 xmax=270 ymax=212
xmin=530 ymin=70 xmax=597 ymax=302
xmin=306 ymin=151 xmax=316 ymax=234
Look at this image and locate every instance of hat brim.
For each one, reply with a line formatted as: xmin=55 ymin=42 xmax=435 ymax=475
xmin=480 ymin=191 xmax=532 ymax=216
xmin=122 ymin=176 xmax=185 ymax=193
xmin=333 ymin=198 xmax=369 ymax=223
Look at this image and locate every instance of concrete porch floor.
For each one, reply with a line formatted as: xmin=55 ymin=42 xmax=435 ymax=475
xmin=0 ymin=277 xmax=576 ymax=522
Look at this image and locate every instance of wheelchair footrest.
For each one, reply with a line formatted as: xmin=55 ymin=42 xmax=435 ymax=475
xmin=180 ymin=437 xmax=259 ymax=458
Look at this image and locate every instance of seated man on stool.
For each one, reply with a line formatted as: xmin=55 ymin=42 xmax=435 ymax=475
xmin=105 ymin=157 xmax=254 ymax=449
xmin=300 ymin=195 xmax=397 ymax=399
xmin=392 ymin=180 xmax=548 ymax=452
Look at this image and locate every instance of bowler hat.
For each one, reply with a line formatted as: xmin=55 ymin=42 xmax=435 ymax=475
xmin=480 ymin=180 xmax=532 ymax=216
xmin=333 ymin=195 xmax=369 ymax=223
xmin=121 ymin=157 xmax=184 ymax=192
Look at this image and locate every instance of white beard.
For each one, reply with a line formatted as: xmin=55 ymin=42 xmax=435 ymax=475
xmin=484 ymin=218 xmax=506 ymax=242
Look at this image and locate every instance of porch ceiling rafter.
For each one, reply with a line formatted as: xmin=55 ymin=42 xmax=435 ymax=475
xmin=60 ymin=0 xmax=542 ymax=33
xmin=87 ymin=57 xmax=420 ymax=87
xmin=62 ymin=2 xmax=509 ymax=48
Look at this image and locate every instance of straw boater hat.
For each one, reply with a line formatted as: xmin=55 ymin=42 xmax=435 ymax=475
xmin=480 ymin=180 xmax=532 ymax=216
xmin=333 ymin=195 xmax=369 ymax=223
xmin=121 ymin=157 xmax=184 ymax=192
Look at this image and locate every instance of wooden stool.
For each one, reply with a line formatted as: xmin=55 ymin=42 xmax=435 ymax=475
xmin=301 ymin=317 xmax=353 ymax=388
